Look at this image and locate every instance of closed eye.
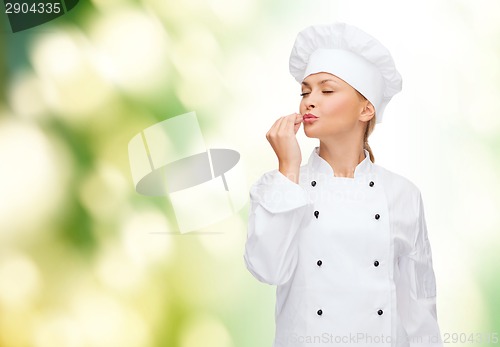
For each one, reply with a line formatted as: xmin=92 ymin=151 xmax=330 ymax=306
xmin=300 ymin=92 xmax=310 ymax=97
xmin=322 ymin=91 xmax=333 ymax=94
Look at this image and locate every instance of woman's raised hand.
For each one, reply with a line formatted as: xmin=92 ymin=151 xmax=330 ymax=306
xmin=265 ymin=113 xmax=303 ymax=183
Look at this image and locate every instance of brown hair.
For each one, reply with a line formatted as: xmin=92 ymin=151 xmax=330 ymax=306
xmin=356 ymin=91 xmax=376 ymax=162
xmin=363 ymin=116 xmax=376 ymax=162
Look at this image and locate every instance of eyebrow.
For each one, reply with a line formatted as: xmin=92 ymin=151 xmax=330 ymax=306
xmin=301 ymin=79 xmax=340 ymax=87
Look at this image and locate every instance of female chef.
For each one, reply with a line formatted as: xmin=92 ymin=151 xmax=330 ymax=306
xmin=244 ymin=23 xmax=443 ymax=347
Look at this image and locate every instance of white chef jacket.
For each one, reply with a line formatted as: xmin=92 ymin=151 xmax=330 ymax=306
xmin=244 ymin=147 xmax=442 ymax=347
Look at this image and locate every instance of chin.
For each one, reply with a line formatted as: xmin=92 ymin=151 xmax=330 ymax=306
xmin=304 ymin=128 xmax=320 ymax=139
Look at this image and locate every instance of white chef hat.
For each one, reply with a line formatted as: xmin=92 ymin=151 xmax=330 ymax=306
xmin=289 ymin=22 xmax=402 ymax=123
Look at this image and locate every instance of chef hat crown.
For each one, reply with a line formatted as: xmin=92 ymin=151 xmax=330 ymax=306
xmin=289 ymin=22 xmax=402 ymax=123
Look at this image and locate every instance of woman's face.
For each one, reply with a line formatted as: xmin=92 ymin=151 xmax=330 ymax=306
xmin=299 ymin=72 xmax=370 ymax=140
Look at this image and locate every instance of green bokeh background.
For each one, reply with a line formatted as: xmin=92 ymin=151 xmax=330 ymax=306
xmin=1 ymin=0 xmax=499 ymax=346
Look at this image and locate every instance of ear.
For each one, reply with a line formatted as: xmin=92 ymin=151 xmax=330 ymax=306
xmin=359 ymin=101 xmax=375 ymax=122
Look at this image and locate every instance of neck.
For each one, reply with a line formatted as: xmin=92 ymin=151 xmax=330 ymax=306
xmin=318 ymin=135 xmax=366 ymax=178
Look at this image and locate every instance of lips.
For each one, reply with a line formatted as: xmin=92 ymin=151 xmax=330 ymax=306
xmin=303 ymin=113 xmax=318 ymax=120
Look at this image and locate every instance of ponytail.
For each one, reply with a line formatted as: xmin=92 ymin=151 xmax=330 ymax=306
xmin=363 ymin=115 xmax=377 ymax=163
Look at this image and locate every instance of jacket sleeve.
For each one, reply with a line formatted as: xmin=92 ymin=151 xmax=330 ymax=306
xmin=243 ymin=169 xmax=313 ymax=286
xmin=396 ymin=191 xmax=443 ymax=347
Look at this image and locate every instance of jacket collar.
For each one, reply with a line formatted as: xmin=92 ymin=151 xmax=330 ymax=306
xmin=307 ymin=146 xmax=373 ymax=178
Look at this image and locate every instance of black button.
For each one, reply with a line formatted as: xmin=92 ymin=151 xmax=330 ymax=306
xmin=369 ymin=181 xmax=374 ymax=187
xmin=374 ymin=260 xmax=379 ymax=267
xmin=314 ymin=210 xmax=319 ymax=219
xmin=378 ymin=310 xmax=383 ymax=315
xmin=317 ymin=260 xmax=322 ymax=267
xmin=375 ymin=214 xmax=380 ymax=220
xmin=311 ymin=180 xmax=316 ymax=187
xmin=317 ymin=309 xmax=323 ymax=316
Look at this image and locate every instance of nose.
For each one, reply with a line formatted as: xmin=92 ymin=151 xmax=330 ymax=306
xmin=305 ymin=98 xmax=316 ymax=110
xmin=303 ymin=91 xmax=317 ymax=110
